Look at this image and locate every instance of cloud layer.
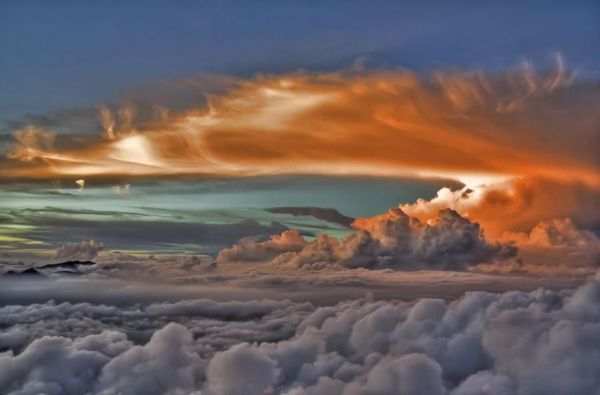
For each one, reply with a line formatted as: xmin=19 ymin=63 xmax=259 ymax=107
xmin=5 ymin=58 xmax=599 ymax=187
xmin=1 ymin=275 xmax=600 ymax=394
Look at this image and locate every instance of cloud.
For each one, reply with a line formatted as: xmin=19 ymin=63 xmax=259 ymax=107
xmin=265 ymin=207 xmax=355 ymax=228
xmin=400 ymin=177 xmax=600 ymax=238
xmin=89 ymin=253 xmax=217 ymax=281
xmin=0 ymin=265 xmax=583 ymax=310
xmin=506 ymin=217 xmax=600 ymax=250
xmin=24 ymin=217 xmax=290 ymax=253
xmin=396 ymin=177 xmax=600 ymax=272
xmin=217 ymin=230 xmax=307 ymax=264
xmin=94 ymin=323 xmax=205 ymax=395
xmin=0 ymin=323 xmax=205 ymax=395
xmin=4 ymin=58 xmax=598 ymax=187
xmin=0 ymin=330 xmax=129 ymax=395
xmin=353 ymin=353 xmax=445 ymax=395
xmin=269 ymin=208 xmax=517 ymax=271
xmin=499 ymin=217 xmax=600 ymax=271
xmin=0 ymin=296 xmax=311 ymax=357
xmin=6 ymin=126 xmax=55 ymax=162
xmin=54 ymin=240 xmax=104 ymax=262
xmin=4 ymin=60 xmax=597 ymax=242
xmin=2 ymin=277 xmax=600 ymax=394
xmin=205 ymin=343 xmax=278 ymax=395
xmin=4 ymin=60 xmax=598 ymax=245
xmin=450 ymin=371 xmax=515 ymax=395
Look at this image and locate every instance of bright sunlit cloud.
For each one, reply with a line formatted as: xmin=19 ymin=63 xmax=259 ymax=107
xmin=5 ymin=56 xmax=598 ymax=188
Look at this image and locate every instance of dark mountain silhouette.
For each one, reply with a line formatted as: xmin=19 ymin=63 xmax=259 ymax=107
xmin=38 ymin=260 xmax=96 ymax=271
xmin=2 ymin=268 xmax=44 ymax=278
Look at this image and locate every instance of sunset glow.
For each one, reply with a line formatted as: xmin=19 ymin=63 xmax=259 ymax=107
xmin=1 ymin=2 xmax=599 ymax=394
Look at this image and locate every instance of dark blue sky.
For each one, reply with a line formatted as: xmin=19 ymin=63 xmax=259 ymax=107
xmin=1 ymin=0 xmax=598 ymax=126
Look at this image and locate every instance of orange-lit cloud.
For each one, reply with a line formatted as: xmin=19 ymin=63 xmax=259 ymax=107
xmin=3 ymin=58 xmax=599 ymax=239
xmin=400 ymin=177 xmax=600 ymax=237
xmin=4 ymin=56 xmax=598 ymax=185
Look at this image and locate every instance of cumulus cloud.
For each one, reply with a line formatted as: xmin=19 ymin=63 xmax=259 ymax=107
xmin=0 ymin=330 xmax=130 ymax=395
xmin=499 ymin=218 xmax=600 ymax=271
xmin=2 ymin=277 xmax=600 ymax=394
xmin=94 ymin=323 xmax=205 ymax=395
xmin=218 ymin=230 xmax=307 ymax=264
xmin=205 ymin=343 xmax=278 ymax=395
xmin=269 ymin=208 xmax=516 ymax=271
xmin=400 ymin=177 xmax=600 ymax=238
xmin=54 ymin=240 xmax=104 ymax=262
xmin=0 ymin=297 xmax=312 ymax=356
xmin=506 ymin=217 xmax=600 ymax=250
xmin=0 ymin=324 xmax=205 ymax=395
xmin=397 ymin=177 xmax=600 ymax=273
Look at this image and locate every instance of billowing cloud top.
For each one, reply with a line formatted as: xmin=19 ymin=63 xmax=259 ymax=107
xmin=264 ymin=208 xmax=517 ymax=271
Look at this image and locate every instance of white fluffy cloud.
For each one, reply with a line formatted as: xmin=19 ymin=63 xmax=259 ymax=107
xmin=2 ymin=277 xmax=600 ymax=394
xmin=94 ymin=323 xmax=205 ymax=395
xmin=205 ymin=343 xmax=278 ymax=395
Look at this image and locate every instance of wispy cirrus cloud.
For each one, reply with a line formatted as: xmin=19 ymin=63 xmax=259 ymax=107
xmin=4 ymin=56 xmax=598 ymax=185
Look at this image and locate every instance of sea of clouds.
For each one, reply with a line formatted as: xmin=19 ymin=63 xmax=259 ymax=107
xmin=1 ymin=272 xmax=600 ymax=394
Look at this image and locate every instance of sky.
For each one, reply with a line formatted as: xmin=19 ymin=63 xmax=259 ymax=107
xmin=1 ymin=0 xmax=599 ymax=126
xmin=1 ymin=2 xmax=600 ymax=394
xmin=1 ymin=0 xmax=599 ymax=256
xmin=0 ymin=0 xmax=598 ymax=262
